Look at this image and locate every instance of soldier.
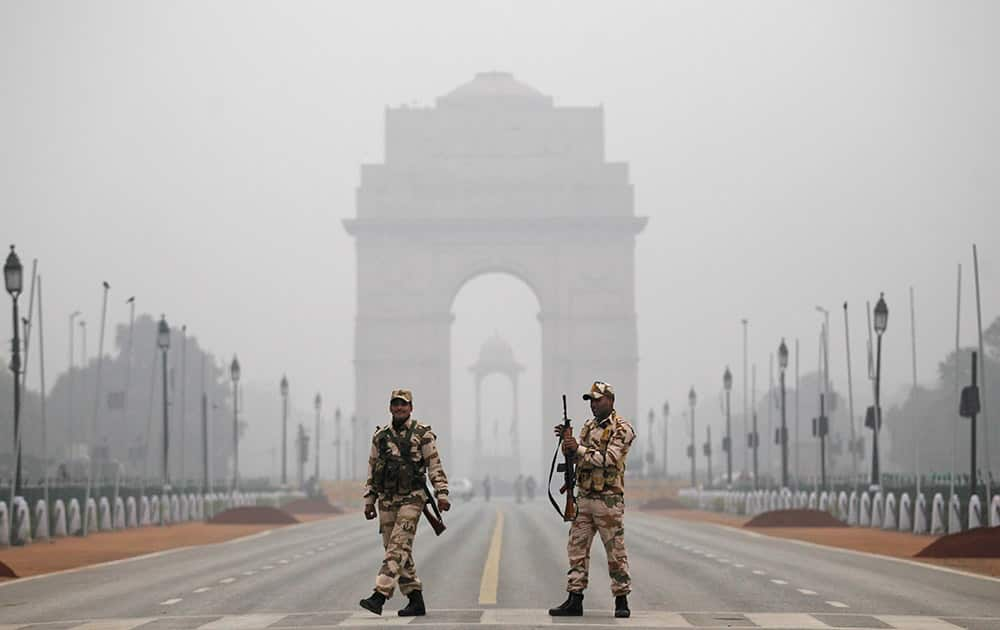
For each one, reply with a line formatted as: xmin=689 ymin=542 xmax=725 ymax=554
xmin=359 ymin=389 xmax=450 ymax=617
xmin=549 ymin=381 xmax=636 ymax=618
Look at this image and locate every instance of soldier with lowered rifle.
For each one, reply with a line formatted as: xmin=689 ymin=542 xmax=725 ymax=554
xmin=359 ymin=389 xmax=450 ymax=617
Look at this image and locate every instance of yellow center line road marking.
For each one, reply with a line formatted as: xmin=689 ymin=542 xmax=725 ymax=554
xmin=478 ymin=508 xmax=504 ymax=605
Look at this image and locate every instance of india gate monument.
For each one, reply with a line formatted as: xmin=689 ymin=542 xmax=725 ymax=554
xmin=344 ymin=72 xmax=646 ymax=477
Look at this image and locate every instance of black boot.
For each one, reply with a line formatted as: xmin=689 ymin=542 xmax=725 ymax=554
xmin=359 ymin=591 xmax=386 ymax=616
xmin=615 ymin=594 xmax=630 ymax=618
xmin=398 ymin=590 xmax=426 ymax=616
xmin=548 ymin=591 xmax=584 ymax=616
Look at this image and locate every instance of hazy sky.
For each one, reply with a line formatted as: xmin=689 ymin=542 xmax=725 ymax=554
xmin=3 ymin=1 xmax=997 ymax=471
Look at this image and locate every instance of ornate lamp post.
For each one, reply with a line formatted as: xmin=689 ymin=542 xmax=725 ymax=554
xmin=703 ymin=425 xmax=712 ymax=488
xmin=723 ymin=367 xmax=733 ymax=486
xmin=314 ymin=393 xmax=322 ymax=483
xmin=872 ymin=293 xmax=888 ymax=488
xmin=661 ymin=401 xmax=670 ymax=479
xmin=5 ymin=246 xmax=23 ymax=499
xmin=230 ymin=356 xmax=241 ymax=492
xmin=157 ymin=315 xmax=171 ymax=490
xmin=688 ymin=387 xmax=697 ymax=486
xmin=280 ymin=374 xmax=289 ymax=485
xmin=778 ymin=339 xmax=789 ymax=488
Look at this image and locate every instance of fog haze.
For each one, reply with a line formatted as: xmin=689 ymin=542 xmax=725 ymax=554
xmin=3 ymin=1 xmax=998 ymax=479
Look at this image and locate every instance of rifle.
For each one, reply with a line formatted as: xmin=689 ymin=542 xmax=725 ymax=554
xmin=422 ymin=481 xmax=446 ymax=536
xmin=548 ymin=394 xmax=578 ymax=521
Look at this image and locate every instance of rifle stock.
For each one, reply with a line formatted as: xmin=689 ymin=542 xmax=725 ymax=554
xmin=422 ymin=481 xmax=446 ymax=536
xmin=423 ymin=504 xmax=446 ymax=536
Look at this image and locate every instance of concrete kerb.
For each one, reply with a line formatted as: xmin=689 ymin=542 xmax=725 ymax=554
xmin=914 ymin=493 xmax=928 ymax=534
xmin=883 ymin=493 xmax=897 ymax=530
xmin=899 ymin=493 xmax=912 ymax=532
xmin=969 ymin=495 xmax=983 ymax=529
xmin=53 ymin=500 xmax=67 ymax=537
xmin=33 ymin=499 xmax=49 ymax=540
xmin=0 ymin=501 xmax=8 ymax=546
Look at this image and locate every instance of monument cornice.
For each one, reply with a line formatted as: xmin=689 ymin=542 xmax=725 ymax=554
xmin=343 ymin=216 xmax=647 ymax=237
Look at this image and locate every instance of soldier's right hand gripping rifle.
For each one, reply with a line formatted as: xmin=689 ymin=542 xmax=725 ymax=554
xmin=548 ymin=395 xmax=578 ymax=521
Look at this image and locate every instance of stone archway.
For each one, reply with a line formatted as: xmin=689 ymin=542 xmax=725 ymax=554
xmin=344 ymin=72 xmax=646 ymax=477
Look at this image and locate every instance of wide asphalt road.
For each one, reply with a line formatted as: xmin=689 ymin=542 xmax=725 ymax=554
xmin=1 ymin=498 xmax=998 ymax=629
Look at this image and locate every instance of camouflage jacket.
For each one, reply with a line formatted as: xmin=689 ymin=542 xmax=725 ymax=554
xmin=574 ymin=410 xmax=636 ymax=496
xmin=364 ymin=417 xmax=449 ymax=507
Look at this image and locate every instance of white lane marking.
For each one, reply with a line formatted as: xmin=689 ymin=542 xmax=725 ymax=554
xmin=705 ymin=553 xmax=716 ymax=558
xmin=770 ymin=579 xmax=788 ymax=585
xmin=219 ymin=577 xmax=236 ymax=584
xmin=294 ymin=554 xmax=303 ymax=559
xmin=481 ymin=610 xmax=695 ymax=626
xmin=197 ymin=614 xmax=287 ymax=629
xmin=158 ymin=598 xmax=182 ymax=605
xmin=826 ymin=600 xmax=849 ymax=608
xmin=752 ymin=569 xmax=767 ymax=575
xmin=242 ymin=570 xmax=257 ymax=576
xmin=72 ymin=620 xmax=155 ymax=629
xmin=734 ymin=563 xmax=745 ymax=568
xmin=306 ymin=550 xmax=316 ymax=555
xmin=193 ymin=587 xmax=212 ymax=593
xmin=278 ymin=559 xmax=289 ymax=564
xmin=746 ymin=612 xmax=828 ymax=628
xmin=797 ymin=588 xmax=817 ymax=595
xmin=716 ymin=558 xmax=730 ymax=563
xmin=261 ymin=565 xmax=275 ymax=570
xmin=876 ymin=616 xmax=963 ymax=629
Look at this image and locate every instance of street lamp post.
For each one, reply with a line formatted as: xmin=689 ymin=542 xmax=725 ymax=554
xmin=231 ymin=356 xmax=241 ymax=492
xmin=280 ymin=375 xmax=289 ymax=486
xmin=156 ymin=316 xmax=171 ymax=497
xmin=5 ymin=246 xmax=23 ymax=500
xmin=749 ymin=364 xmax=759 ymax=490
xmin=871 ymin=294 xmax=888 ymax=488
xmin=334 ymin=407 xmax=342 ymax=481
xmin=778 ymin=339 xmax=789 ymax=488
xmin=703 ymin=425 xmax=712 ymax=488
xmin=723 ymin=367 xmax=733 ymax=486
xmin=68 ymin=310 xmax=80 ymax=451
xmin=688 ymin=387 xmax=697 ymax=487
xmin=350 ymin=414 xmax=357 ymax=480
xmin=646 ymin=408 xmax=654 ymax=478
xmin=661 ymin=401 xmax=669 ymax=479
xmin=314 ymin=393 xmax=322 ymax=483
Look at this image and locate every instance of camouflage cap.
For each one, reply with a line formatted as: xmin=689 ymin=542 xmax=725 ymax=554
xmin=389 ymin=389 xmax=413 ymax=404
xmin=582 ymin=381 xmax=615 ymax=401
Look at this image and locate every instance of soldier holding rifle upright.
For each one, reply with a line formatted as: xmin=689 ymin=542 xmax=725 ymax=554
xmin=549 ymin=381 xmax=636 ymax=618
xmin=359 ymin=389 xmax=450 ymax=617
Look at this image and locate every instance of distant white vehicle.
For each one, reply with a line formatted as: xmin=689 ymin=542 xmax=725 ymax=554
xmin=451 ymin=477 xmax=475 ymax=501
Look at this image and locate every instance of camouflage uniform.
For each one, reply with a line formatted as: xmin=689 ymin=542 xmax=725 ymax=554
xmin=566 ymin=409 xmax=636 ymax=596
xmin=364 ymin=416 xmax=449 ymax=598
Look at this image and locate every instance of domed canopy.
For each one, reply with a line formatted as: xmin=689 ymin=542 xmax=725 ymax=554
xmin=469 ymin=332 xmax=524 ymax=376
xmin=437 ymin=72 xmax=553 ymax=109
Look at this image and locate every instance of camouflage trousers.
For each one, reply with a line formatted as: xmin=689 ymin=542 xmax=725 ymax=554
xmin=374 ymin=501 xmax=423 ymax=597
xmin=566 ymin=493 xmax=630 ymax=596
